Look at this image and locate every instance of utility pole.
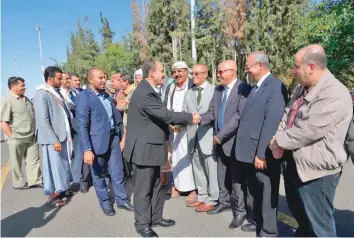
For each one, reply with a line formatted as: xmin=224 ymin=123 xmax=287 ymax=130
xmin=36 ymin=25 xmax=45 ymax=81
xmin=190 ymin=0 xmax=197 ymax=63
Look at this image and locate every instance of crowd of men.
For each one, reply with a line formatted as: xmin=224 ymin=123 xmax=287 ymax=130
xmin=1 ymin=44 xmax=353 ymax=237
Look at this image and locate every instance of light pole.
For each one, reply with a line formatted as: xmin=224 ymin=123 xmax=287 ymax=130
xmin=36 ymin=25 xmax=45 ymax=81
xmin=190 ymin=0 xmax=197 ymax=63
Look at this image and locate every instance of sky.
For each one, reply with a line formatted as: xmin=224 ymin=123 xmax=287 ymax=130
xmin=1 ymin=0 xmax=133 ymax=98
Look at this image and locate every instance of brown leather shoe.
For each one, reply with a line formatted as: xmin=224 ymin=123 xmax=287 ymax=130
xmin=186 ymin=201 xmax=203 ymax=208
xmin=195 ymin=203 xmax=215 ymax=212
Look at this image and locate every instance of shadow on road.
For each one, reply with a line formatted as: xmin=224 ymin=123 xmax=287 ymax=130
xmin=1 ymin=203 xmax=61 ymax=237
xmin=1 ymin=191 xmax=75 ymax=237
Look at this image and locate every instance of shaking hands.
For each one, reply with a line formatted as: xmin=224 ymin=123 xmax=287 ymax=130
xmin=192 ymin=113 xmax=201 ymax=124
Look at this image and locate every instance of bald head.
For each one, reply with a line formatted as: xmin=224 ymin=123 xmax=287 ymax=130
xmin=220 ymin=60 xmax=237 ymax=71
xmin=88 ymin=68 xmax=106 ymax=92
xmin=217 ymin=60 xmax=238 ymax=86
xmin=88 ymin=68 xmax=103 ymax=78
xmin=297 ymin=44 xmax=327 ymax=69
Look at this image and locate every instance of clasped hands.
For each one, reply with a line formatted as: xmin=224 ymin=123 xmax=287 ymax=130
xmin=192 ymin=113 xmax=201 ymax=124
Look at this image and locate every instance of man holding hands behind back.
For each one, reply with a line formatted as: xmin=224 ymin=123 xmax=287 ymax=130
xmin=123 ymin=60 xmax=201 ymax=237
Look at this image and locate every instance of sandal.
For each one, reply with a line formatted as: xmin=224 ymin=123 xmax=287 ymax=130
xmin=46 ymin=195 xmax=67 ymax=207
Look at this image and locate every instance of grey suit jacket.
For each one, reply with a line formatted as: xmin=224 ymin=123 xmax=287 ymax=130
xmin=33 ymin=89 xmax=67 ymax=145
xmin=183 ymin=82 xmax=215 ymax=155
xmin=235 ymin=74 xmax=287 ymax=163
xmin=200 ymin=79 xmax=251 ymax=157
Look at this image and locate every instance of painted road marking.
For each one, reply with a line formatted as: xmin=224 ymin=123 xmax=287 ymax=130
xmin=0 ymin=160 xmax=11 ymax=191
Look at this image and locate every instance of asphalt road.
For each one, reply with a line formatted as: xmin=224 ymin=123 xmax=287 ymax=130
xmin=1 ymin=140 xmax=354 ymax=237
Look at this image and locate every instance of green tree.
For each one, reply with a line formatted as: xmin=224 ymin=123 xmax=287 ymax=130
xmin=244 ymin=0 xmax=308 ymax=86
xmin=98 ymin=11 xmax=115 ymax=52
xmin=301 ymin=0 xmax=354 ymax=87
xmin=95 ymin=42 xmax=134 ymax=78
xmin=146 ymin=0 xmax=192 ymax=71
xmin=66 ymin=17 xmax=99 ymax=84
xmin=123 ymin=0 xmax=149 ymax=69
xmin=195 ymin=0 xmax=223 ymax=80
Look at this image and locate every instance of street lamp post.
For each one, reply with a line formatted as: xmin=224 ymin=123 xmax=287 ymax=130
xmin=36 ymin=25 xmax=45 ymax=81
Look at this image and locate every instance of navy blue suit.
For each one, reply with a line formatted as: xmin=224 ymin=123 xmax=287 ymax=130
xmin=76 ymin=88 xmax=128 ymax=208
xmin=234 ymin=74 xmax=287 ymax=236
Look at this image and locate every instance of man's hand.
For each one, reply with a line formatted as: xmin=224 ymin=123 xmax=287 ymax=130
xmin=53 ymin=142 xmax=62 ymax=152
xmin=269 ymin=136 xmax=279 ymax=151
xmin=214 ymin=136 xmax=221 ymax=145
xmin=84 ymin=150 xmax=95 ymax=166
xmin=254 ymin=156 xmax=267 ymax=170
xmin=269 ymin=136 xmax=284 ymax=159
xmin=192 ymin=113 xmax=201 ymax=124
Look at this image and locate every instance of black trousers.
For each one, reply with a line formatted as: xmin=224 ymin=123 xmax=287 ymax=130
xmin=216 ymin=146 xmax=232 ymax=206
xmin=80 ymin=162 xmax=92 ymax=186
xmin=234 ymin=157 xmax=281 ymax=237
xmin=132 ymin=163 xmax=163 ymax=230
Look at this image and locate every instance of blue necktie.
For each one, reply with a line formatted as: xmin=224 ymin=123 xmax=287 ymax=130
xmin=69 ymin=91 xmax=76 ymax=103
xmin=217 ymin=86 xmax=229 ymax=130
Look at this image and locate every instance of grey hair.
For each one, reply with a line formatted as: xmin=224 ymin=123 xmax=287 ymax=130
xmin=142 ymin=59 xmax=157 ymax=79
xmin=253 ymin=51 xmax=270 ymax=68
xmin=303 ymin=51 xmax=327 ymax=69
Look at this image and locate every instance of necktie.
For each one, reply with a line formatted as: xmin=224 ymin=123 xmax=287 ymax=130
xmin=249 ymin=84 xmax=258 ymax=99
xmin=217 ymin=86 xmax=229 ymax=130
xmin=197 ymin=87 xmax=203 ymax=105
xmin=69 ymin=91 xmax=76 ymax=103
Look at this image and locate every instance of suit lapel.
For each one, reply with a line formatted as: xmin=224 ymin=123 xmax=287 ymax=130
xmin=198 ymin=82 xmax=213 ymax=109
xmin=87 ymin=88 xmax=108 ymax=117
xmin=225 ymin=79 xmax=241 ymax=111
xmin=242 ymin=75 xmax=272 ymax=116
xmin=190 ymin=86 xmax=198 ymax=109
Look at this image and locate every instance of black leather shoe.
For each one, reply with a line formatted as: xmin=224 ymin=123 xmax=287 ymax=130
xmin=207 ymin=203 xmax=231 ymax=215
xmin=80 ymin=184 xmax=88 ymax=194
xmin=102 ymin=205 xmax=116 ymax=216
xmin=229 ymin=215 xmax=246 ymax=229
xmin=151 ymin=218 xmax=176 ymax=228
xmin=117 ymin=201 xmax=134 ymax=211
xmin=29 ymin=183 xmax=44 ymax=189
xmin=241 ymin=222 xmax=257 ymax=232
xmin=13 ymin=183 xmax=30 ymax=190
xmin=136 ymin=227 xmax=159 ymax=237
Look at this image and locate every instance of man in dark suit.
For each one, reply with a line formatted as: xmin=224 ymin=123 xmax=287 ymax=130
xmin=123 ymin=60 xmax=200 ymax=237
xmin=235 ymin=51 xmax=287 ymax=236
xmin=200 ymin=60 xmax=251 ymax=218
xmin=76 ymin=68 xmax=133 ymax=216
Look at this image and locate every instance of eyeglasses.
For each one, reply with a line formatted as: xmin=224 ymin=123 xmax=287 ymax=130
xmin=192 ymin=71 xmax=206 ymax=76
xmin=245 ymin=62 xmax=260 ymax=70
xmin=216 ymin=69 xmax=234 ymax=75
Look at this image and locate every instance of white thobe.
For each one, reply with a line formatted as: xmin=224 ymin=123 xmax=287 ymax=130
xmin=167 ymin=83 xmax=196 ymax=192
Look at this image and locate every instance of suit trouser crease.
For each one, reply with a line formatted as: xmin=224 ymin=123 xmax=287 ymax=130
xmin=216 ymin=147 xmax=232 ymax=206
xmin=284 ymin=158 xmax=339 ymax=237
xmin=7 ymin=138 xmax=42 ymax=187
xmin=71 ymin=134 xmax=84 ymax=183
xmin=132 ymin=164 xmax=162 ymax=229
xmin=90 ymin=135 xmax=128 ymax=208
xmin=192 ymin=142 xmax=218 ymax=205
xmin=235 ymin=160 xmax=280 ymax=236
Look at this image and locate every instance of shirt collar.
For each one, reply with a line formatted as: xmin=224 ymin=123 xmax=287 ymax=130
xmin=148 ymin=82 xmax=160 ymax=94
xmin=225 ymin=78 xmax=238 ymax=90
xmin=256 ymin=72 xmax=271 ymax=88
xmin=176 ymin=80 xmax=188 ymax=91
xmin=198 ymin=81 xmax=208 ymax=90
xmin=9 ymin=91 xmax=21 ymax=99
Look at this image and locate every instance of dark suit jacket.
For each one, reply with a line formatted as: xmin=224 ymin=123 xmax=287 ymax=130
xmin=235 ymin=74 xmax=287 ymax=163
xmin=123 ymin=79 xmax=193 ymax=166
xmin=200 ymin=79 xmax=251 ymax=157
xmin=75 ymin=88 xmax=123 ymax=155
